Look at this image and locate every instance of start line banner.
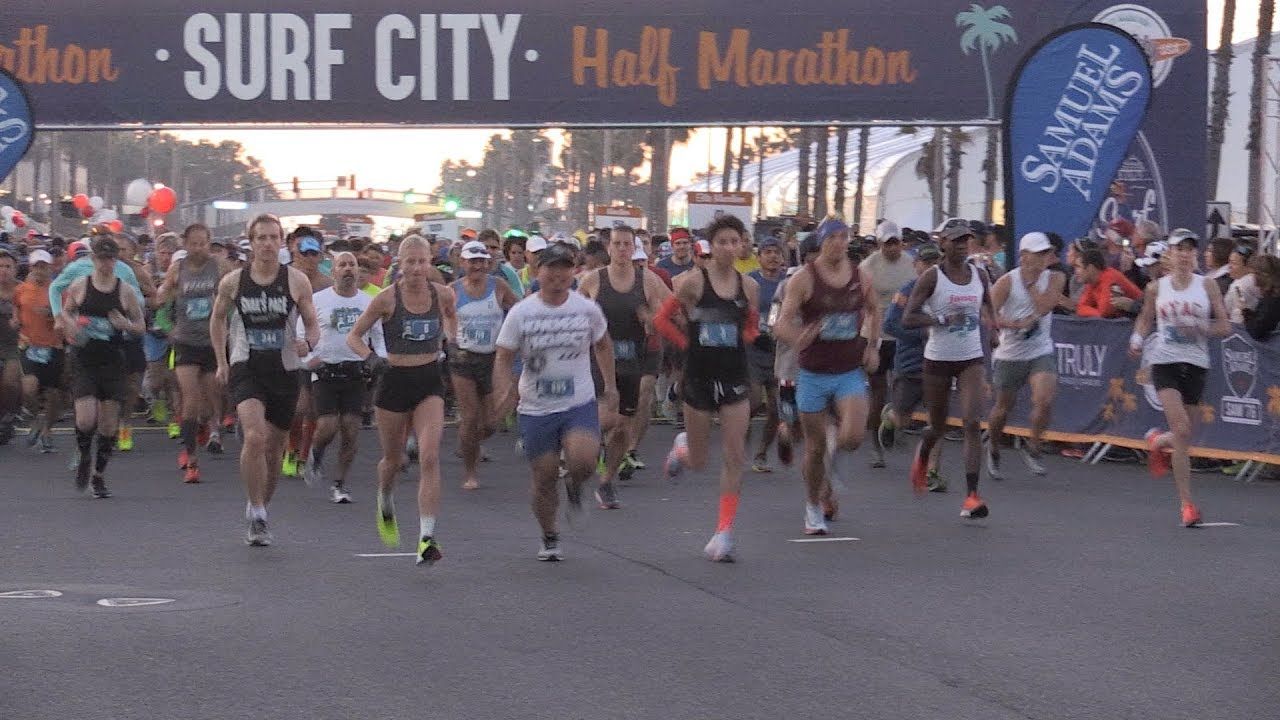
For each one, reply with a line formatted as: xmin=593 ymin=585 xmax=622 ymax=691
xmin=953 ymin=317 xmax=1280 ymax=464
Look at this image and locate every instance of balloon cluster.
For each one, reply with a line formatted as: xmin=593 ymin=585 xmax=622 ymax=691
xmin=71 ymin=193 xmax=123 ymax=233
xmin=1 ymin=205 xmax=27 ymax=232
xmin=68 ymin=179 xmax=178 ymax=234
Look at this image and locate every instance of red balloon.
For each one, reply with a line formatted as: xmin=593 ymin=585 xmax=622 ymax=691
xmin=13 ymin=217 xmax=26 ymax=228
xmin=80 ymin=205 xmax=94 ymax=218
xmin=106 ymin=220 xmax=124 ymax=233
xmin=147 ymin=187 xmax=177 ymax=215
xmin=72 ymin=193 xmax=90 ymax=210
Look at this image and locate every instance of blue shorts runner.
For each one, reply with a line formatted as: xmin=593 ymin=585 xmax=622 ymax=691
xmin=518 ymin=400 xmax=600 ymax=460
xmin=796 ymin=368 xmax=868 ymax=414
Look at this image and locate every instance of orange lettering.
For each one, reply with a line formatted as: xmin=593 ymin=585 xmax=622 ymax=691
xmin=861 ymin=47 xmax=885 ymax=86
xmin=612 ymin=49 xmax=637 ymax=87
xmin=774 ymin=49 xmax=793 ymax=85
xmin=749 ymin=49 xmax=773 ymax=85
xmin=698 ymin=29 xmax=748 ymax=90
xmin=888 ymin=50 xmax=916 ymax=84
xmin=61 ymin=44 xmax=85 ymax=84
xmin=796 ymin=49 xmax=820 ymax=85
xmin=573 ymin=26 xmax=609 ymax=88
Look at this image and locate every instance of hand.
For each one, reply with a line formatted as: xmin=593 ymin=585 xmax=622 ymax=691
xmin=797 ymin=322 xmax=822 ymax=347
xmin=862 ymin=345 xmax=880 ymax=374
xmin=636 ymin=305 xmax=654 ymax=334
xmin=107 ymin=309 xmax=130 ymax=330
xmin=601 ymin=386 xmax=620 ymax=414
xmin=1111 ymin=297 xmax=1136 ymax=313
xmin=1128 ymin=342 xmax=1142 ymax=360
xmin=363 ymin=353 xmax=389 ymax=375
xmin=294 ymin=338 xmax=311 ymax=356
xmin=215 ymin=364 xmax=229 ymax=387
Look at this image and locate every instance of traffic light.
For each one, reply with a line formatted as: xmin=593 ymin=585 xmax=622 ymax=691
xmin=443 ymin=198 xmax=460 ymax=213
xmin=403 ymin=189 xmax=417 ymax=204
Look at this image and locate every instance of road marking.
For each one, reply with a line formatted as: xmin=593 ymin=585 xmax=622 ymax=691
xmin=355 ymin=552 xmax=418 ymax=558
xmin=96 ymin=598 xmax=176 ymax=607
xmin=0 ymin=589 xmax=62 ymax=599
xmin=1198 ymin=522 xmax=1241 ymax=528
xmin=787 ymin=537 xmax=860 ymax=543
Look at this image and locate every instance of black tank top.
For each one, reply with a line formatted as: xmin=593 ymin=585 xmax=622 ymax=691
xmin=232 ymin=265 xmax=295 ymax=373
xmin=77 ymin=277 xmax=125 ymax=367
xmin=685 ymin=268 xmax=748 ymax=381
xmin=383 ymin=281 xmax=442 ymax=359
xmin=596 ymin=267 xmax=647 ymax=375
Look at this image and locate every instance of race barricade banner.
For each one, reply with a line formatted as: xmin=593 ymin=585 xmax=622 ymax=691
xmin=959 ymin=318 xmax=1280 ymax=463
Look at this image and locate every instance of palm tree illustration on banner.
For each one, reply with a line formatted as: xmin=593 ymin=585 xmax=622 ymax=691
xmin=956 ymin=4 xmax=1019 ymax=119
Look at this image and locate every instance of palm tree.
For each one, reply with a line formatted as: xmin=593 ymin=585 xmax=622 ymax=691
xmin=1207 ymin=0 xmax=1236 ymax=200
xmin=795 ymin=128 xmax=812 ymax=218
xmin=915 ymin=129 xmax=945 ymax=227
xmin=956 ymin=4 xmax=1018 ymax=119
xmin=981 ymin=128 xmax=999 ymax=222
xmin=945 ymin=128 xmax=972 ymax=218
xmin=721 ymin=127 xmax=734 ymax=192
xmin=833 ymin=126 xmax=849 ymax=218
xmin=813 ymin=127 xmax=829 ymax=217
xmin=1247 ymin=1 xmax=1275 ymax=223
xmin=734 ymin=126 xmax=748 ymax=192
xmin=852 ymin=127 xmax=870 ymax=228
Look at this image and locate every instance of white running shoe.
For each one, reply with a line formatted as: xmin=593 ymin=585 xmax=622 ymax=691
xmin=664 ymin=432 xmax=689 ymax=482
xmin=984 ymin=437 xmax=1004 ymax=481
xmin=1020 ymin=446 xmax=1047 ymax=476
xmin=804 ymin=503 xmax=828 ymax=536
xmin=330 ymin=485 xmax=352 ymax=504
xmin=704 ymin=530 xmax=735 ymax=562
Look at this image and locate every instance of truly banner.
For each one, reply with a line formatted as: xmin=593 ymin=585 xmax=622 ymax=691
xmin=1002 ymin=23 xmax=1152 ymax=248
xmin=973 ymin=318 xmax=1280 ymax=463
xmin=0 ymin=69 xmax=34 ymax=184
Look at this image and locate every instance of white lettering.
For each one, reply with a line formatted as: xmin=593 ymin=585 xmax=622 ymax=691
xmin=481 ymin=14 xmax=521 ymax=101
xmin=420 ymin=14 xmax=437 ymax=101
xmin=270 ymin=13 xmax=311 ymax=101
xmin=226 ymin=13 xmax=268 ymax=100
xmin=376 ymin=14 xmax=415 ymax=100
xmin=440 ymin=13 xmax=480 ymax=100
xmin=183 ymin=14 xmax=222 ymax=100
xmin=313 ymin=14 xmax=351 ymax=101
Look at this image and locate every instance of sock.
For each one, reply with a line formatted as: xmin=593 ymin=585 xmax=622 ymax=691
xmin=311 ymin=444 xmax=327 ymax=468
xmin=287 ymin=419 xmax=303 ymax=456
xmin=966 ymin=472 xmax=979 ymax=495
xmin=249 ymin=504 xmax=267 ymax=521
xmin=299 ymin=419 xmax=316 ymax=461
xmin=420 ymin=515 xmax=436 ymax=539
xmin=75 ymin=428 xmax=93 ymax=463
xmin=94 ymin=434 xmax=115 ymax=475
xmin=181 ymin=418 xmax=199 ymax=456
xmin=716 ymin=493 xmax=739 ymax=533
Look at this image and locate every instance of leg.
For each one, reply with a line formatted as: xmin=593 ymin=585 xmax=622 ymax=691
xmin=682 ymin=405 xmax=714 ymax=473
xmin=563 ymin=428 xmax=603 ymax=500
xmin=756 ymin=382 xmax=780 ymax=461
xmin=261 ymin=422 xmax=288 ymax=505
xmin=799 ymin=411 xmax=830 ymax=505
xmin=1156 ymin=389 xmax=1196 ymax=508
xmin=529 ymin=451 xmax=562 ymax=537
xmin=629 ymin=374 xmax=658 ymax=452
xmin=451 ymin=373 xmax=483 ymax=489
xmin=335 ymin=414 xmax=360 ymax=488
xmin=955 ymin=363 xmax=986 ymax=494
xmin=412 ymin=397 xmax=446 ymax=533
xmin=1027 ymin=370 xmax=1057 ymax=454
xmin=236 ymin=399 xmax=271 ymax=508
xmin=374 ymin=408 xmax=410 ymax=499
xmin=311 ymin=413 xmax=340 ymax=469
xmin=715 ymin=399 xmax=750 ymax=530
xmin=175 ymin=365 xmax=204 ymax=461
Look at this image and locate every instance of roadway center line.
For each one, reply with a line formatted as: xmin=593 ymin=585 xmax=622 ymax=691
xmin=1198 ymin=522 xmax=1241 ymax=528
xmin=355 ymin=552 xmax=419 ymax=558
xmin=786 ymin=537 xmax=860 ymax=543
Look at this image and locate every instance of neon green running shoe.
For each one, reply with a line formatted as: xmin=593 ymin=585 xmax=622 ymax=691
xmin=376 ymin=493 xmax=399 ymax=548
xmin=416 ymin=537 xmax=443 ymax=566
xmin=281 ymin=452 xmax=299 ymax=477
xmin=167 ymin=422 xmax=181 ymax=439
xmin=926 ymin=469 xmax=947 ymax=493
xmin=152 ymin=398 xmax=169 ymax=424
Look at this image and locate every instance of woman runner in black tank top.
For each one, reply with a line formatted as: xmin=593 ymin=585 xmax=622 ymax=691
xmin=345 ymin=235 xmax=458 ymax=566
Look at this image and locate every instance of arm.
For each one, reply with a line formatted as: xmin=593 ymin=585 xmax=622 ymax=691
xmin=902 ymin=267 xmax=941 ymax=329
xmin=112 ymin=283 xmax=148 ymax=336
xmin=740 ymin=274 xmax=761 ymax=345
xmin=491 ymin=345 xmax=517 ymax=417
xmin=592 ymin=309 xmax=619 ymax=417
xmin=654 ymin=271 xmax=700 ymax=349
xmin=1204 ymin=276 xmax=1231 ymax=339
xmin=59 ymin=278 xmax=87 ymax=343
xmin=209 ymin=271 xmax=239 ymax=381
xmin=496 ymin=280 xmax=518 ymax=312
xmin=347 ymin=290 xmax=392 ymax=360
xmin=289 ymin=268 xmax=320 ymax=355
xmin=639 ymin=269 xmax=673 ymax=336
xmin=577 ymin=269 xmax=600 ymax=300
xmin=153 ymin=261 xmax=181 ymax=308
xmin=437 ymin=284 xmax=459 ymax=348
xmin=771 ymin=269 xmax=814 ymax=347
xmin=1128 ymin=280 xmax=1158 ymax=358
xmin=860 ymin=274 xmax=882 ymax=372
xmin=1076 ymin=282 xmax=1103 ymax=318
xmin=48 ymin=261 xmax=78 ymax=316
xmin=989 ymin=274 xmax=1015 ymax=328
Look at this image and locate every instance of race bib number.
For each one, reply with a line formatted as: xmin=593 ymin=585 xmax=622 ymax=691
xmin=184 ymin=297 xmax=212 ymax=320
xmin=613 ymin=339 xmax=637 ymax=361
xmin=246 ymin=328 xmax=284 ymax=350
xmin=330 ymin=307 xmax=361 ymax=333
xmin=461 ymin=320 xmax=494 ymax=347
xmin=947 ymin=313 xmax=979 ymax=335
xmin=84 ymin=316 xmax=114 ymax=341
xmin=1164 ymin=325 xmax=1197 ymax=345
xmin=401 ymin=318 xmax=440 ymax=342
xmin=536 ymin=377 xmax=575 ymax=399
xmin=1021 ymin=322 xmax=1041 ymax=341
xmin=698 ymin=322 xmax=738 ymax=348
xmin=25 ymin=346 xmax=52 ymax=364
xmin=819 ymin=312 xmax=860 ymax=341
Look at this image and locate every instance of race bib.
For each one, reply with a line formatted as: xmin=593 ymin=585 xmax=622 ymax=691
xmin=84 ymin=316 xmax=115 ymax=341
xmin=613 ymin=339 xmax=637 ymax=361
xmin=536 ymin=376 xmax=575 ymax=398
xmin=1164 ymin=325 xmax=1197 ymax=345
xmin=947 ymin=313 xmax=979 ymax=334
xmin=246 ymin=328 xmax=284 ymax=350
xmin=1021 ymin=322 xmax=1041 ymax=341
xmin=698 ymin=322 xmax=738 ymax=348
xmin=330 ymin=307 xmax=361 ymax=333
xmin=461 ymin=320 xmax=494 ymax=347
xmin=25 ymin=346 xmax=52 ymax=364
xmin=401 ymin=318 xmax=440 ymax=342
xmin=819 ymin=312 xmax=860 ymax=341
xmin=184 ymin=297 xmax=212 ymax=320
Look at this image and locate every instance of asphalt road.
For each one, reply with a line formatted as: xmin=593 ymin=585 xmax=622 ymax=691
xmin=2 ymin=422 xmax=1278 ymax=720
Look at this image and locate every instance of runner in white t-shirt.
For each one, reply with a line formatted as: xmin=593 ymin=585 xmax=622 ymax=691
xmin=493 ymin=243 xmax=617 ymax=561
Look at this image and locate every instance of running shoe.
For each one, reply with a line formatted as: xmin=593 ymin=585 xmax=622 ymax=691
xmin=361 ymin=411 xmax=374 ymax=429
xmin=626 ymin=451 xmax=646 ymax=470
xmin=944 ymin=428 xmax=963 ymax=442
xmin=910 ymin=449 xmax=927 ymax=494
xmin=804 ymin=503 xmax=829 ymax=535
xmin=595 ymin=452 xmax=607 ymax=477
xmin=1222 ymin=461 xmax=1248 ymax=476
xmin=1145 ymin=428 xmax=1171 ymax=478
xmin=461 ymin=477 xmax=480 ymax=491
xmin=246 ymin=518 xmax=272 ymax=546
xmin=91 ymin=475 xmax=112 ymax=499
xmin=1181 ymin=502 xmax=1203 ymax=528
xmin=514 ymin=437 xmax=525 ymax=456
xmin=821 ymin=494 xmax=839 ymax=522
xmin=960 ymin=492 xmax=989 ymax=519
xmin=151 ymin=397 xmax=169 ymax=424
xmin=416 ymin=537 xmax=443 ymax=566
xmin=183 ymin=462 xmax=201 ymax=484
xmin=877 ymin=405 xmax=896 ymax=449
xmin=74 ymin=455 xmax=92 ymax=493
xmin=618 ymin=453 xmax=637 ymax=481
xmin=704 ymin=530 xmax=735 ymax=562
xmin=26 ymin=428 xmax=41 ymax=449
xmin=302 ymin=458 xmax=322 ymax=488
xmin=595 ymin=480 xmax=621 ymax=510
xmin=281 ymin=452 xmax=299 ymax=477
xmin=926 ymin=469 xmax=947 ymax=493
xmin=166 ymin=422 xmax=181 ymax=440
xmin=870 ymin=444 xmax=886 ymax=469
xmin=777 ymin=426 xmax=794 ymax=466
xmin=985 ymin=438 xmax=1003 ymax=481
xmin=196 ymin=423 xmax=211 ymax=448
xmin=751 ymin=453 xmax=773 ymax=473
xmin=664 ymin=432 xmax=689 ymax=482
xmin=206 ymin=431 xmax=223 ymax=454
xmin=537 ymin=533 xmax=563 ymax=561
xmin=38 ymin=435 xmax=55 ymax=454
xmin=221 ymin=414 xmax=236 ymax=433
xmin=117 ymin=426 xmax=134 ymax=452
xmin=1019 ymin=446 xmax=1047 ymax=476
xmin=330 ymin=485 xmax=352 ymax=504
xmin=405 ymin=436 xmax=419 ymax=464
xmin=564 ymin=480 xmax=587 ymax=528
xmin=178 ymin=449 xmax=190 ymax=470
xmin=376 ymin=493 xmax=399 ymax=548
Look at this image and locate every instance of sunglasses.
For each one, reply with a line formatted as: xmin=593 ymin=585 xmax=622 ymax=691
xmin=1235 ymin=245 xmax=1256 ymax=258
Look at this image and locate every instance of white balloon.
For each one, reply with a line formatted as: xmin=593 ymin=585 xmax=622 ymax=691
xmin=97 ymin=209 xmax=119 ymax=222
xmin=0 ymin=206 xmax=13 ymax=219
xmin=125 ymin=178 xmax=152 ymax=206
xmin=89 ymin=196 xmax=105 ymax=211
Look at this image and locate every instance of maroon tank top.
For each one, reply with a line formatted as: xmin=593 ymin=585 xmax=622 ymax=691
xmin=799 ymin=262 xmax=867 ymax=374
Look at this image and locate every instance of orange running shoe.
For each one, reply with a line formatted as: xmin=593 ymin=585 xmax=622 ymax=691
xmin=1181 ymin=502 xmax=1202 ymax=528
xmin=178 ymin=449 xmax=190 ymax=470
xmin=960 ymin=492 xmax=989 ymax=519
xmin=196 ymin=422 xmax=211 ymax=448
xmin=222 ymin=414 xmax=236 ymax=433
xmin=1145 ymin=428 xmax=1170 ymax=478
xmin=184 ymin=462 xmax=201 ymax=484
xmin=910 ymin=448 xmax=927 ymax=494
